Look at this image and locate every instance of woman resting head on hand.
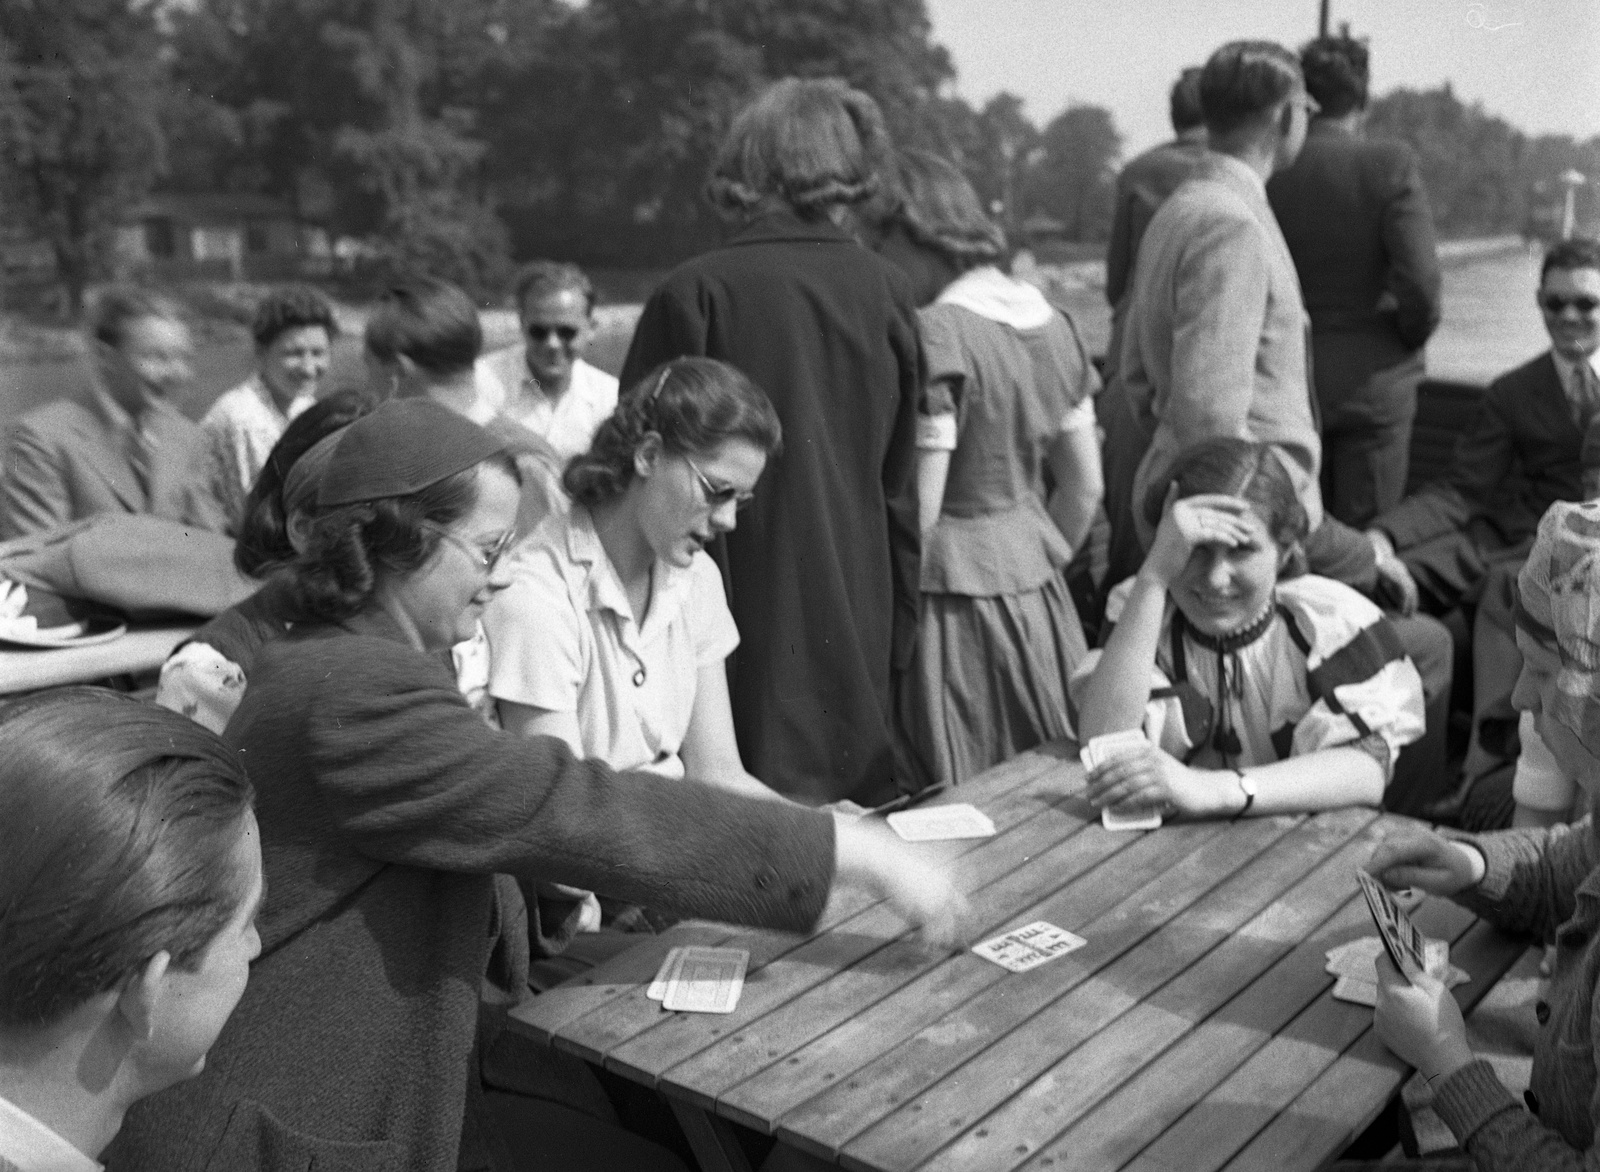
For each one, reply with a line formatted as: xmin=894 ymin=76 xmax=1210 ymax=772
xmin=1368 ymin=499 xmax=1600 ymax=1170
xmin=1072 ymin=436 xmax=1426 ymax=820
xmin=0 ymin=689 xmax=260 ymax=1167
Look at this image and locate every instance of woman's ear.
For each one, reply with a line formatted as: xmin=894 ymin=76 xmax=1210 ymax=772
xmin=117 ymin=951 xmax=172 ymax=1042
xmin=1278 ymin=541 xmax=1306 ymax=580
xmin=632 ymin=432 xmax=663 ymax=479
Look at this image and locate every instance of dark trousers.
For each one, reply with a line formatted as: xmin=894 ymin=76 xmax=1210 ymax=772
xmin=1314 ymin=341 xmax=1424 ymax=529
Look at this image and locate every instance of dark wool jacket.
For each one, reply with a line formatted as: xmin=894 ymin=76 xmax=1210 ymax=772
xmin=111 ymin=610 xmax=834 ymax=1172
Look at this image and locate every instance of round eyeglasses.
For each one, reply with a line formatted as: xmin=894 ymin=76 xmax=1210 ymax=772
xmin=684 ymin=456 xmax=755 ymax=512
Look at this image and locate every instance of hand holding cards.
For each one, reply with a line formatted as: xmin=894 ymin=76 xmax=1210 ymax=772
xmin=1081 ymin=730 xmax=1163 ymax=831
xmin=1357 ymin=871 xmax=1429 ymax=981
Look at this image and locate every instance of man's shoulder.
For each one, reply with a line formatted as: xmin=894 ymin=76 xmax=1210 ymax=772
xmin=1487 ymin=352 xmax=1559 ymax=398
xmin=12 ymin=396 xmax=98 ymax=443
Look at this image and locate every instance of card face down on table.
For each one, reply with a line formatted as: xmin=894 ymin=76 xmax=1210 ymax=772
xmin=647 ymin=946 xmax=750 ymax=1014
xmin=887 ymin=803 xmax=996 ymax=841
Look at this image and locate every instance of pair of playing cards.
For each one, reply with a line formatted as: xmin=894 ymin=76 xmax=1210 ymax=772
xmin=1080 ymin=730 xmax=1162 ymax=832
xmin=646 ymin=946 xmax=749 ymax=1014
xmin=1325 ymin=936 xmax=1468 ymax=1007
xmin=971 ymin=920 xmax=1088 ymax=972
xmin=886 ymin=803 xmax=995 ymax=841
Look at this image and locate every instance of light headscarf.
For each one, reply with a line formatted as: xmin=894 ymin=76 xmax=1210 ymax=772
xmin=1516 ymin=500 xmax=1600 ymax=748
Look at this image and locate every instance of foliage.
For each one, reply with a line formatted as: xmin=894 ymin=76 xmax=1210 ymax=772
xmin=0 ymin=0 xmax=168 ymax=312
xmin=1027 ymin=105 xmax=1120 ymax=242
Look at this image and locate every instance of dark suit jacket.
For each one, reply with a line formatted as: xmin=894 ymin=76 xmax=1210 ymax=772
xmin=620 ymin=210 xmax=924 ymax=804
xmin=1377 ymin=353 xmax=1582 ymax=550
xmin=1104 ymin=134 xmax=1209 ymax=310
xmin=112 ymin=610 xmax=834 ymax=1172
xmin=1268 ymin=121 xmax=1442 ymax=397
xmin=0 ymin=380 xmax=225 ymax=539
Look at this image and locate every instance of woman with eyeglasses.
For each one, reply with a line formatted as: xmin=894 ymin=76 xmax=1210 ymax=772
xmin=113 ymin=396 xmax=964 ymax=1172
xmin=484 ymin=358 xmax=783 ymax=801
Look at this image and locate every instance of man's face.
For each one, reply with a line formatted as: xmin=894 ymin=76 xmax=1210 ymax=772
xmin=1539 ymin=265 xmax=1600 ymax=362
xmin=519 ymin=288 xmax=593 ymax=391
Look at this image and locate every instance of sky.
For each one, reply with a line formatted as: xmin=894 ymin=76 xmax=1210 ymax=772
xmin=925 ymin=0 xmax=1600 ymax=159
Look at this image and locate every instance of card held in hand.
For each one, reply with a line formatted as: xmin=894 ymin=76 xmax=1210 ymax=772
xmin=660 ymin=946 xmax=749 ymax=1014
xmin=1081 ymin=731 xmax=1163 ymax=831
xmin=1356 ymin=870 xmax=1428 ymax=982
xmin=972 ymin=921 xmax=1088 ymax=973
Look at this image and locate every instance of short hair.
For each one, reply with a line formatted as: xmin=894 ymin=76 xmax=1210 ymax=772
xmin=1300 ymin=36 xmax=1369 ymax=117
xmin=288 ymin=452 xmax=520 ymax=620
xmin=705 ymin=77 xmax=889 ymax=220
xmin=0 ymin=688 xmax=254 ymax=1029
xmin=235 ymin=388 xmax=380 ymax=580
xmin=364 ymin=278 xmax=482 ymax=377
xmin=92 ymin=285 xmax=185 ymax=349
xmin=883 ymin=149 xmax=1006 ymax=267
xmin=1169 ymin=67 xmax=1206 ymax=133
xmin=565 ymin=358 xmax=782 ymax=508
xmin=1541 ymin=236 xmax=1600 ymax=283
xmin=514 ymin=261 xmax=596 ymax=316
xmin=1199 ymin=41 xmax=1303 ymax=139
xmin=1144 ymin=437 xmax=1310 ymax=551
xmin=251 ymin=284 xmax=339 ymax=350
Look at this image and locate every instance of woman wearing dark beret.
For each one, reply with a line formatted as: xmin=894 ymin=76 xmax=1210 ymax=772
xmin=112 ymin=398 xmax=964 ymax=1172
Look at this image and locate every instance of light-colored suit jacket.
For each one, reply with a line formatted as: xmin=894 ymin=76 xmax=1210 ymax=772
xmin=0 ymin=378 xmax=226 ymax=540
xmin=1120 ymin=151 xmax=1322 ymax=538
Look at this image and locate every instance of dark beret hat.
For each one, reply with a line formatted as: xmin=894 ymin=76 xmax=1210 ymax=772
xmin=318 ymin=397 xmax=508 ymax=506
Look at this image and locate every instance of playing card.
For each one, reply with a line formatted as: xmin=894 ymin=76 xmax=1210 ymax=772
xmin=1357 ymin=871 xmax=1429 ymax=981
xmin=1101 ymin=805 xmax=1163 ymax=832
xmin=660 ymin=946 xmax=749 ymax=1014
xmin=646 ymin=947 xmax=685 ymax=1001
xmin=972 ymin=921 xmax=1088 ymax=973
xmin=1079 ymin=729 xmax=1148 ymax=771
xmin=1325 ymin=935 xmax=1467 ymax=1006
xmin=887 ymin=803 xmax=996 ymax=842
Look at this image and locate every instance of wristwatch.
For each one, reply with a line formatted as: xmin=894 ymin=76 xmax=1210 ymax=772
xmin=1231 ymin=768 xmax=1256 ymax=819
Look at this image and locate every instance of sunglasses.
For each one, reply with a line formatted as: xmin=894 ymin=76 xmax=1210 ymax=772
xmin=425 ymin=525 xmax=518 ymax=572
xmin=525 ymin=324 xmax=581 ymax=343
xmin=684 ymin=456 xmax=755 ymax=511
xmin=1541 ymin=295 xmax=1600 ymax=315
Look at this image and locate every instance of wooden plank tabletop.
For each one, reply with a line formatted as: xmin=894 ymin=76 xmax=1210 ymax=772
xmin=0 ymin=623 xmax=196 ymax=694
xmin=508 ymin=745 xmax=1528 ymax=1171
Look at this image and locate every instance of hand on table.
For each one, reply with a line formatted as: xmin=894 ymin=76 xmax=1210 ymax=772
xmin=1367 ymin=827 xmax=1482 ymax=897
xmin=1373 ymin=953 xmax=1476 ymax=1082
xmin=832 ymin=814 xmax=970 ymax=949
xmin=1084 ymin=742 xmax=1234 ymax=819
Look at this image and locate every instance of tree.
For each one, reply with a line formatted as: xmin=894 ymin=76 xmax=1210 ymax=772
xmin=1027 ymin=104 xmax=1120 ymax=241
xmin=0 ymin=0 xmax=168 ymax=312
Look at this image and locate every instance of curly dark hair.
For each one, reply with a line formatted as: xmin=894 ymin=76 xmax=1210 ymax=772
xmin=564 ymin=358 xmax=782 ymax=508
xmin=251 ymin=284 xmax=339 ymax=350
xmin=705 ymin=78 xmax=889 ymax=221
xmin=1299 ymin=36 xmax=1369 ymax=118
xmin=234 ymin=388 xmax=380 ymax=580
xmin=1145 ymin=437 xmax=1310 ymax=552
xmin=883 ymin=148 xmax=1006 ymax=267
xmin=287 ymin=451 xmax=520 ymax=620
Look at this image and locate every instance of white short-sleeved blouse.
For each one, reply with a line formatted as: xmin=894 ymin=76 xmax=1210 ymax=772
xmin=482 ymin=505 xmax=739 ymax=778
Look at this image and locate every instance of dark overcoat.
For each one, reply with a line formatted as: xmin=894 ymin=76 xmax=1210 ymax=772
xmin=110 ymin=610 xmax=834 ymax=1171
xmin=621 ymin=210 xmax=924 ymax=804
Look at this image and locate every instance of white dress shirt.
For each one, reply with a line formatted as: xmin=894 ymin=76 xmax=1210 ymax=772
xmin=0 ymin=1093 xmax=99 ymax=1172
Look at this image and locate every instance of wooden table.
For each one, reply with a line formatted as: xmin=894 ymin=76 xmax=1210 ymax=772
xmin=509 ymin=744 xmax=1528 ymax=1172
xmin=0 ymin=623 xmax=196 ymax=695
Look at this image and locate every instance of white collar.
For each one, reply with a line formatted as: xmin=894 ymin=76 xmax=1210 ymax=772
xmin=0 ymin=1093 xmax=101 ymax=1172
xmin=564 ymin=506 xmax=693 ymax=634
xmin=245 ymin=373 xmax=314 ymax=423
xmin=1207 ymin=151 xmax=1269 ymax=200
xmin=935 ymin=266 xmax=1054 ymax=330
xmin=1552 ymin=348 xmax=1600 ymax=386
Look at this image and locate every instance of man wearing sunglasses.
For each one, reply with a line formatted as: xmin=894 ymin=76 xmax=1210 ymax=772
xmin=479 ymin=260 xmax=619 ymax=462
xmin=1366 ymin=235 xmax=1600 ymax=814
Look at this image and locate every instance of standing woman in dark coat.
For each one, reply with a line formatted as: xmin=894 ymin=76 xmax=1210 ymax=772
xmin=111 ymin=398 xmax=962 ymax=1172
xmin=620 ymin=77 xmax=925 ymax=806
